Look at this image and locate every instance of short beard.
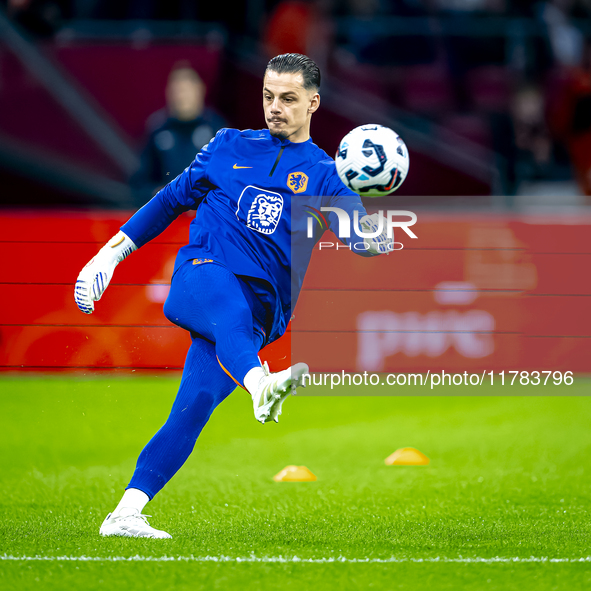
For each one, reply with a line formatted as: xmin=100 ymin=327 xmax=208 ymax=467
xmin=269 ymin=128 xmax=289 ymax=140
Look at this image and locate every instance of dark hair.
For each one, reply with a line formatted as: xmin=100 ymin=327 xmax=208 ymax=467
xmin=265 ymin=53 xmax=321 ymax=91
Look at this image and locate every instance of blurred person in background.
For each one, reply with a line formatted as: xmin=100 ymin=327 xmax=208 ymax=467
xmin=548 ymin=37 xmax=591 ymax=200
xmin=492 ymin=83 xmax=569 ymax=201
xmin=131 ymin=63 xmax=225 ymax=207
xmin=263 ymin=0 xmax=334 ymax=70
xmin=510 ymin=85 xmax=553 ymax=184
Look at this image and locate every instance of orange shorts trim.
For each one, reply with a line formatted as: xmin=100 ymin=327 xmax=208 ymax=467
xmin=216 ymin=356 xmax=244 ymax=389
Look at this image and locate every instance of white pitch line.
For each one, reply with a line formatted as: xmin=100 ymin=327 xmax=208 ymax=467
xmin=1 ymin=555 xmax=590 ymax=564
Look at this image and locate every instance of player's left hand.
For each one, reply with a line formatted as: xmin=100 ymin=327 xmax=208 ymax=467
xmin=359 ymin=213 xmax=393 ymax=255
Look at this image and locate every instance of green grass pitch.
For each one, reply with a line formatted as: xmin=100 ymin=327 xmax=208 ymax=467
xmin=0 ymin=375 xmax=590 ymax=590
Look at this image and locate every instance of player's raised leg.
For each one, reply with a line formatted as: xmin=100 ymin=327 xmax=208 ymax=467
xmin=165 ymin=260 xmax=309 ymax=424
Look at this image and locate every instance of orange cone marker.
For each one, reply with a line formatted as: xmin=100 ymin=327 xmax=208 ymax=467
xmin=385 ymin=447 xmax=430 ymax=466
xmin=273 ymin=465 xmax=317 ymax=482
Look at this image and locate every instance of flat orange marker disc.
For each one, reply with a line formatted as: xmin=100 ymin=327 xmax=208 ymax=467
xmin=384 ymin=447 xmax=430 ymax=466
xmin=273 ymin=465 xmax=317 ymax=482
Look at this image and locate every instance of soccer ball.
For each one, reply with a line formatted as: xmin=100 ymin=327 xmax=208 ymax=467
xmin=335 ymin=124 xmax=409 ymax=197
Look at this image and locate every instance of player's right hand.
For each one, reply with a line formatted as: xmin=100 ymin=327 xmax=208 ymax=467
xmin=74 ymin=231 xmax=137 ymax=314
xmin=74 ymin=257 xmax=115 ymax=314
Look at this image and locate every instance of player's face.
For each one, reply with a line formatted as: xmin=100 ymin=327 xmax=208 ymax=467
xmin=263 ymin=71 xmax=320 ymax=143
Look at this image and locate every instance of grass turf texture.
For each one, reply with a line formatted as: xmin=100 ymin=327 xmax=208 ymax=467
xmin=0 ymin=376 xmax=590 ymax=590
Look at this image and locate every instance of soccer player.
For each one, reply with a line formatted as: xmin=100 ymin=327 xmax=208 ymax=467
xmin=74 ymin=53 xmax=393 ymax=539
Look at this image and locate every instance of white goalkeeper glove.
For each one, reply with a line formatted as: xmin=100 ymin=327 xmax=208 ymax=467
xmin=359 ymin=213 xmax=394 ymax=255
xmin=74 ymin=231 xmax=137 ymax=314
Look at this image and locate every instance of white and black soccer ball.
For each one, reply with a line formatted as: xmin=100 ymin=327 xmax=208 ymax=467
xmin=335 ymin=124 xmax=409 ymax=197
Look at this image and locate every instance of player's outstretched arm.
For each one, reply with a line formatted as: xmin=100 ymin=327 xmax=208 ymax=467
xmin=74 ymin=231 xmax=137 ymax=314
xmin=74 ymin=130 xmax=225 ymax=314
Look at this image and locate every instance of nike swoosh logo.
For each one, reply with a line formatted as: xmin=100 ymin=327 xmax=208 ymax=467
xmin=233 ymin=164 xmax=253 ymax=169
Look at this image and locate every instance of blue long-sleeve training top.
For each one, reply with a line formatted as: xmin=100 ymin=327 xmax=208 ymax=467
xmin=121 ymin=127 xmax=376 ymax=344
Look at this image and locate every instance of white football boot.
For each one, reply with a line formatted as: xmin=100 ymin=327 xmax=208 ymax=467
xmin=252 ymin=362 xmax=309 ymax=424
xmin=99 ymin=509 xmax=171 ymax=539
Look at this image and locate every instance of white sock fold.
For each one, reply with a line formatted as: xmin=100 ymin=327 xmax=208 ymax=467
xmin=243 ymin=366 xmax=267 ymax=399
xmin=112 ymin=488 xmax=149 ymax=517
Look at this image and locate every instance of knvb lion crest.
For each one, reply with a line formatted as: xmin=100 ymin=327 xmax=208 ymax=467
xmin=287 ymin=171 xmax=308 ymax=194
xmin=237 ymin=185 xmax=284 ymax=235
xmin=247 ymin=193 xmax=283 ymax=234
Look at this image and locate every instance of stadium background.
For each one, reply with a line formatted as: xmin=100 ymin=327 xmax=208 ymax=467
xmin=1 ymin=4 xmax=591 ymax=590
xmin=1 ymin=0 xmax=590 ymax=373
